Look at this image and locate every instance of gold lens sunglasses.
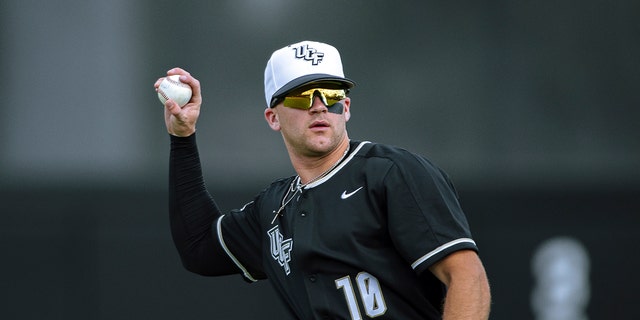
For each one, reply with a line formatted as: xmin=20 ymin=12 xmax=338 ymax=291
xmin=273 ymin=88 xmax=347 ymax=110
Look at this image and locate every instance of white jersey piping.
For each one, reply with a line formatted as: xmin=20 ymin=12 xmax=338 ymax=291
xmin=216 ymin=215 xmax=258 ymax=282
xmin=411 ymin=238 xmax=476 ymax=269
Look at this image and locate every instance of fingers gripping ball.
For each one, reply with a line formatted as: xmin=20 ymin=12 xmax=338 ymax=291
xmin=158 ymin=75 xmax=192 ymax=107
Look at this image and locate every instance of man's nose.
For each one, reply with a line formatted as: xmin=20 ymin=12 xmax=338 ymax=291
xmin=309 ymin=96 xmax=328 ymax=113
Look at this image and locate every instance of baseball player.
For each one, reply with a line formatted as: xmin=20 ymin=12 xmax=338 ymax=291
xmin=157 ymin=40 xmax=491 ymax=319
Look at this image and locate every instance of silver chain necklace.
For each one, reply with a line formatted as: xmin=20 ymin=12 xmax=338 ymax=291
xmin=271 ymin=143 xmax=350 ymax=224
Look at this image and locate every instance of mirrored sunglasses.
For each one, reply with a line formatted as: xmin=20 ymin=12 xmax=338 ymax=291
xmin=280 ymin=88 xmax=346 ymax=110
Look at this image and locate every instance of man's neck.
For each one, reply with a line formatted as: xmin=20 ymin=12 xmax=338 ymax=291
xmin=291 ymin=138 xmax=350 ymax=185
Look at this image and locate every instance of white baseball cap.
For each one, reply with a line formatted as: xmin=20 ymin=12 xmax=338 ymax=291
xmin=264 ymin=40 xmax=355 ymax=108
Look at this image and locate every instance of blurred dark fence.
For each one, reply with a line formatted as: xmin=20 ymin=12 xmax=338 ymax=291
xmin=1 ymin=184 xmax=638 ymax=319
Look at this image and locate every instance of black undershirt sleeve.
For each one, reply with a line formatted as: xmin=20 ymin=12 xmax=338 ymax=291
xmin=169 ymin=133 xmax=237 ymax=276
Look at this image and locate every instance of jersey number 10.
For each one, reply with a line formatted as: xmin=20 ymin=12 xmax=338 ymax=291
xmin=335 ymin=272 xmax=387 ymax=319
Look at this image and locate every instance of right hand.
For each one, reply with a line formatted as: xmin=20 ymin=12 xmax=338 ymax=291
xmin=154 ymin=67 xmax=202 ymax=137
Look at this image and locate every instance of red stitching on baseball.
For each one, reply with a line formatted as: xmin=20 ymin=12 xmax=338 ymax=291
xmin=158 ymin=89 xmax=169 ymax=101
xmin=167 ymin=77 xmax=190 ymax=88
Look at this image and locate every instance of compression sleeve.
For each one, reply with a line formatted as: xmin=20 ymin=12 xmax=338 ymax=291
xmin=169 ymin=133 xmax=237 ymax=276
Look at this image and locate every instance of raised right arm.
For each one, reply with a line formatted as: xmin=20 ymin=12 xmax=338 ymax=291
xmin=159 ymin=68 xmax=237 ymax=276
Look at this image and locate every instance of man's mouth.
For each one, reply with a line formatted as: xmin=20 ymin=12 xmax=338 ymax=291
xmin=310 ymin=121 xmax=330 ymax=128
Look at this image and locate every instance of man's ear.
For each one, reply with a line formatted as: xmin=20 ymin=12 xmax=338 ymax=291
xmin=343 ymin=97 xmax=351 ymax=122
xmin=264 ymin=107 xmax=281 ymax=131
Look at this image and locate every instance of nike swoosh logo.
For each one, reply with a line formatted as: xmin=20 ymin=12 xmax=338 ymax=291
xmin=341 ymin=186 xmax=363 ymax=199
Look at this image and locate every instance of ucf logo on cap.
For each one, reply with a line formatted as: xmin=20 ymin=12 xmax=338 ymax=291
xmin=293 ymin=44 xmax=325 ymax=65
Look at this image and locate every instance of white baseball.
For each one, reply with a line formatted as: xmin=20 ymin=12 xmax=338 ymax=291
xmin=158 ymin=75 xmax=192 ymax=107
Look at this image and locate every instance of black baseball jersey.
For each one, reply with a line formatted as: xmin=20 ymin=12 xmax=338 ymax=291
xmin=169 ymin=136 xmax=478 ymax=319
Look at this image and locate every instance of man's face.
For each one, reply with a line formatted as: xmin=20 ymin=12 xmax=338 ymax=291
xmin=264 ymin=93 xmax=351 ymax=157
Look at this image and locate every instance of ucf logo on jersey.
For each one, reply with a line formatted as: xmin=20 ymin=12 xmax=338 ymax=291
xmin=268 ymin=225 xmax=293 ymax=275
